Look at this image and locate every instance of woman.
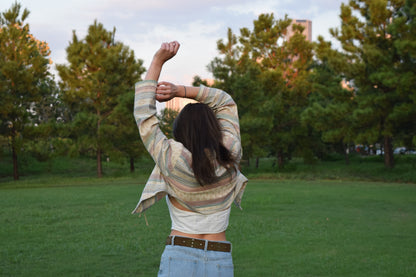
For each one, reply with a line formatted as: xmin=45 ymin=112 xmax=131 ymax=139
xmin=132 ymin=41 xmax=247 ymax=277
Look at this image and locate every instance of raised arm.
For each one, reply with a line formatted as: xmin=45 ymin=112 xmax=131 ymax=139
xmin=136 ymin=41 xmax=242 ymax=166
xmin=134 ymin=41 xmax=182 ymax=176
xmin=145 ymin=41 xmax=180 ymax=81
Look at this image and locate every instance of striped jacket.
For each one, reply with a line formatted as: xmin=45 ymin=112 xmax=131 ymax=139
xmin=132 ymin=80 xmax=247 ymax=215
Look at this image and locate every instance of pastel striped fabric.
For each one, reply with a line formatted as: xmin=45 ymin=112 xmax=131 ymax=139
xmin=132 ymin=80 xmax=247 ymax=215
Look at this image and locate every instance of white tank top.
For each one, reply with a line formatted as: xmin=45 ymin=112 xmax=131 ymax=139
xmin=166 ymin=196 xmax=231 ymax=234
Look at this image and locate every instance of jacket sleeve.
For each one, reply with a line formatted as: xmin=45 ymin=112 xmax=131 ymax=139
xmin=133 ymin=80 xmax=183 ymax=176
xmin=195 ymin=85 xmax=243 ymax=162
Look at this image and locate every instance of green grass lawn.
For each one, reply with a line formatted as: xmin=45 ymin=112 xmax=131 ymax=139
xmin=242 ymin=155 xmax=416 ymax=183
xmin=1 ymin=177 xmax=415 ymax=276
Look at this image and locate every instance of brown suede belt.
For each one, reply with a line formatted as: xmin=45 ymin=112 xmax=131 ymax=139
xmin=166 ymin=236 xmax=231 ymax=253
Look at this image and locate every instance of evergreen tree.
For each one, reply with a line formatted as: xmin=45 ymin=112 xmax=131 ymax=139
xmin=302 ymin=37 xmax=357 ymax=164
xmin=0 ymin=2 xmax=51 ymax=180
xmin=328 ymin=0 xmax=416 ymax=168
xmin=209 ymin=26 xmax=269 ymax=166
xmin=389 ymin=0 xmax=416 ymax=151
xmin=157 ymin=108 xmax=179 ymax=139
xmin=209 ymin=14 xmax=314 ymax=167
xmin=24 ymin=77 xmax=67 ymax=162
xmin=105 ymin=91 xmax=146 ymax=173
xmin=57 ymin=20 xmax=144 ymax=177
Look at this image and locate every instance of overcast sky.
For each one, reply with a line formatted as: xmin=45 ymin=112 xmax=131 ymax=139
xmin=12 ymin=0 xmax=347 ymax=85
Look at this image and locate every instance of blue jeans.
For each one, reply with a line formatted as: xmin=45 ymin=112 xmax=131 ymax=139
xmin=158 ymin=243 xmax=234 ymax=277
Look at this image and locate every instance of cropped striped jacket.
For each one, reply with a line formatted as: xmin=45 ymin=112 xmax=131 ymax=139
xmin=132 ymin=80 xmax=247 ymax=215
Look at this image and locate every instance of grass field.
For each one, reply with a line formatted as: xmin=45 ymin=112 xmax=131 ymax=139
xmin=1 ymin=176 xmax=415 ymax=276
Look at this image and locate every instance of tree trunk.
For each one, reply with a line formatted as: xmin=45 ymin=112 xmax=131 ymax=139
xmin=12 ymin=142 xmax=19 ymax=181
xmin=255 ymin=157 xmax=260 ymax=169
xmin=97 ymin=109 xmax=102 ymax=178
xmin=277 ymin=151 xmax=284 ymax=168
xmin=130 ymin=157 xmax=135 ymax=173
xmin=343 ymin=143 xmax=350 ymax=165
xmin=383 ymin=135 xmax=394 ymax=168
xmin=97 ymin=147 xmax=103 ymax=178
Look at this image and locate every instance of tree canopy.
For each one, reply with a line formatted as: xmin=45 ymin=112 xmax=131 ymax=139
xmin=57 ymin=20 xmax=145 ymax=177
xmin=1 ymin=1 xmax=415 ymax=179
xmin=0 ymin=2 xmax=51 ymax=179
xmin=318 ymin=0 xmax=416 ymax=168
xmin=209 ymin=13 xmax=314 ymax=167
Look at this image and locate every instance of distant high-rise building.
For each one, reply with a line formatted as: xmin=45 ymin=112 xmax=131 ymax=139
xmin=285 ymin=19 xmax=312 ymax=42
xmin=165 ymin=97 xmax=196 ymax=111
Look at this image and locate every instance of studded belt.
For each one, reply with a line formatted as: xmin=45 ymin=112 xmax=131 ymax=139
xmin=166 ymin=236 xmax=232 ymax=253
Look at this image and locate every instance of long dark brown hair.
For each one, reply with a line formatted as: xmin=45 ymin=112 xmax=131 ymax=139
xmin=173 ymin=103 xmax=236 ymax=185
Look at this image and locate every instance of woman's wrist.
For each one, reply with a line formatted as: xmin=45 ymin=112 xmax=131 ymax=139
xmin=151 ymin=56 xmax=166 ymax=67
xmin=176 ymin=85 xmax=186 ymax=98
xmin=144 ymin=60 xmax=163 ymax=80
xmin=179 ymin=86 xmax=199 ymax=99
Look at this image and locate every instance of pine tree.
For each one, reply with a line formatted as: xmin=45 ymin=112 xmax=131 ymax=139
xmin=209 ymin=14 xmax=314 ymax=167
xmin=104 ymin=91 xmax=147 ymax=173
xmin=57 ymin=20 xmax=144 ymax=177
xmin=328 ymin=0 xmax=416 ymax=168
xmin=24 ymin=77 xmax=65 ymax=162
xmin=302 ymin=37 xmax=357 ymax=164
xmin=0 ymin=2 xmax=51 ymax=180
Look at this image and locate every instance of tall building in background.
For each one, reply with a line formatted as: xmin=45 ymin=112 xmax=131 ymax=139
xmin=165 ymin=97 xmax=196 ymax=111
xmin=285 ymin=19 xmax=312 ymax=42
